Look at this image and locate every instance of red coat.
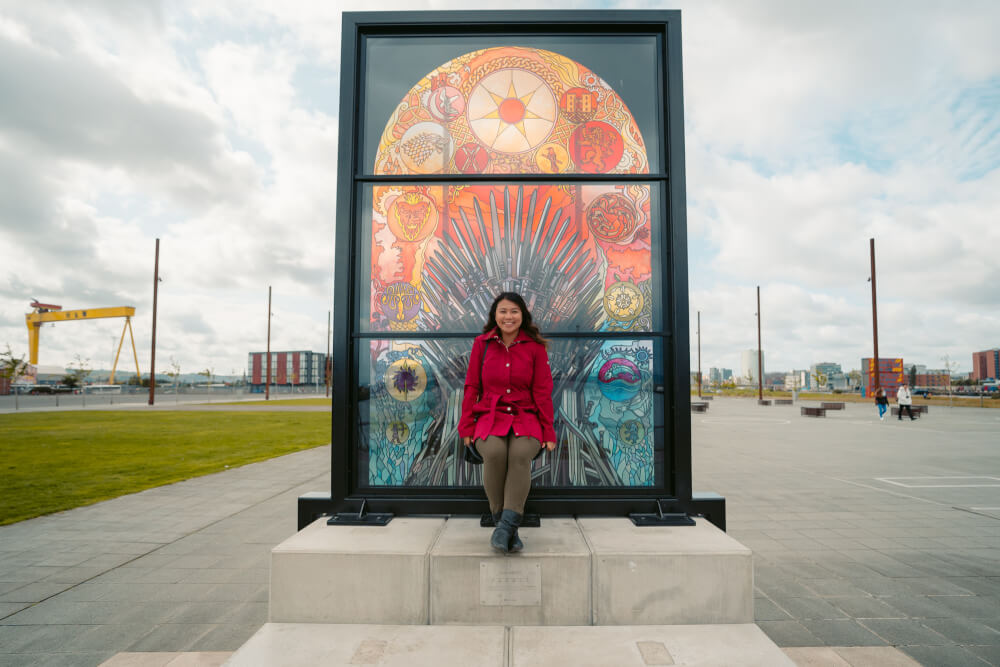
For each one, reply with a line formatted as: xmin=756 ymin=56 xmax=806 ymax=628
xmin=458 ymin=328 xmax=556 ymax=444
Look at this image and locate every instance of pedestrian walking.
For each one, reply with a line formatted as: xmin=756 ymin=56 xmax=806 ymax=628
xmin=875 ymin=387 xmax=889 ymax=420
xmin=897 ymin=384 xmax=915 ymax=420
xmin=458 ymin=292 xmax=556 ymax=554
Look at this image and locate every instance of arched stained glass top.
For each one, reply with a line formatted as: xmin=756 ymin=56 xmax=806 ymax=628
xmin=373 ymin=46 xmax=649 ymax=175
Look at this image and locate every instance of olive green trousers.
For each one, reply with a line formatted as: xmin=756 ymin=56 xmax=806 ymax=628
xmin=476 ymin=432 xmax=540 ymax=514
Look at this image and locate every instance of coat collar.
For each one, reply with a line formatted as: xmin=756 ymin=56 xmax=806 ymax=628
xmin=478 ymin=327 xmax=533 ymax=345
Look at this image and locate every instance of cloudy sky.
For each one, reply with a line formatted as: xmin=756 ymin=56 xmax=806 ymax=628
xmin=1 ymin=0 xmax=997 ymax=380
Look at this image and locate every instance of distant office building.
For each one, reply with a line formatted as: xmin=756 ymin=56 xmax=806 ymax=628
xmin=763 ymin=372 xmax=785 ymax=390
xmin=971 ymin=348 xmax=1000 ymax=381
xmin=708 ymin=367 xmax=721 ymax=384
xmin=861 ymin=357 xmax=904 ymax=397
xmin=721 ymin=368 xmax=733 ymax=381
xmin=915 ymin=370 xmax=950 ymax=388
xmin=740 ymin=350 xmax=763 ymax=384
xmin=248 ymin=351 xmax=327 ymax=392
xmin=784 ymin=370 xmax=809 ymax=391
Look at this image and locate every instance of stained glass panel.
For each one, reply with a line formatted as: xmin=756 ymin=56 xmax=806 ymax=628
xmin=362 ymin=37 xmax=661 ymax=174
xmin=357 ymin=338 xmax=662 ymax=489
xmin=359 ymin=183 xmax=660 ymax=333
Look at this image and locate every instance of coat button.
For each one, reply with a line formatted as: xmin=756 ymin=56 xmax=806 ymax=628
xmin=506 ymin=389 xmax=511 ymax=393
xmin=507 ymin=407 xmax=511 ymax=412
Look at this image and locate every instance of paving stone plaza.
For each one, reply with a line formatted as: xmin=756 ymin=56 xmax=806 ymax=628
xmin=0 ymin=398 xmax=997 ymax=666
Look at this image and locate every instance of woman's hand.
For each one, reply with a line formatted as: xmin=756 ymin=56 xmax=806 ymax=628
xmin=463 ymin=436 xmax=472 ymax=447
xmin=542 ymin=441 xmax=555 ymax=451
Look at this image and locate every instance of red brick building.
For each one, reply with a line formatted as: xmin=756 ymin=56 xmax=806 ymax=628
xmin=971 ymin=348 xmax=999 ymax=381
xmin=248 ymin=351 xmax=327 ymax=392
xmin=915 ymin=372 xmax=950 ymax=388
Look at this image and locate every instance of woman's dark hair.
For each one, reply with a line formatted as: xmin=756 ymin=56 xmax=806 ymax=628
xmin=482 ymin=292 xmax=548 ymax=347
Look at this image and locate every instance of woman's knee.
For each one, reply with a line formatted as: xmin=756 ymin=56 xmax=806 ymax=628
xmin=476 ymin=436 xmax=508 ymax=463
xmin=509 ymin=436 xmax=540 ymax=464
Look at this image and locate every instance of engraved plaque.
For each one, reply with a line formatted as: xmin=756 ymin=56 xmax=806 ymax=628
xmin=636 ymin=640 xmax=674 ymax=665
xmin=479 ymin=560 xmax=541 ymax=606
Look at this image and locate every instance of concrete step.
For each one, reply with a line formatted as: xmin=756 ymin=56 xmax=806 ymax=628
xmin=224 ymin=622 xmax=794 ymax=666
xmin=270 ymin=517 xmax=446 ymax=624
xmin=581 ymin=517 xmax=753 ymax=625
xmin=270 ymin=516 xmax=753 ymax=626
xmin=430 ymin=517 xmax=591 ymax=625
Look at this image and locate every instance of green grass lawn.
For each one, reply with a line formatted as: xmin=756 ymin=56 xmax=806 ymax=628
xmin=0 ymin=411 xmax=330 ymax=526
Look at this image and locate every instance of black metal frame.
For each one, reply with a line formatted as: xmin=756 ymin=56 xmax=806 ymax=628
xmin=299 ymin=10 xmax=724 ymax=531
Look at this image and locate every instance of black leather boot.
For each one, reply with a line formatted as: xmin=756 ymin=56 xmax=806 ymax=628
xmin=490 ymin=509 xmax=522 ymax=554
xmin=509 ymin=525 xmax=524 ymax=552
xmin=492 ymin=511 xmax=522 ymax=551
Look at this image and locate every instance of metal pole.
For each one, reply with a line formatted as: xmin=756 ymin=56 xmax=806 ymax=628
xmin=266 ymin=286 xmax=272 ymax=401
xmin=697 ymin=310 xmax=702 ymax=398
xmin=326 ymin=310 xmax=331 ymax=398
xmin=870 ymin=238 xmax=880 ymax=393
xmin=148 ymin=238 xmax=159 ymax=406
xmin=756 ymin=286 xmax=763 ymax=401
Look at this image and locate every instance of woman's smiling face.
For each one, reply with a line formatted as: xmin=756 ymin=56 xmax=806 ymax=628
xmin=495 ymin=299 xmax=523 ymax=337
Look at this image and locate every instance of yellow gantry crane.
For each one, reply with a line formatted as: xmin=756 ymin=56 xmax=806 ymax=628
xmin=25 ymin=300 xmax=141 ymax=384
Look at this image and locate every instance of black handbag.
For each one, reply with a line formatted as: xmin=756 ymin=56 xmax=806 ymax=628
xmin=463 ymin=441 xmax=484 ymax=464
xmin=463 ymin=341 xmax=489 ymax=465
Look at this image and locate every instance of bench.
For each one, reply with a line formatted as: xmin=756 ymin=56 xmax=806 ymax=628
xmin=757 ymin=399 xmax=771 ymax=406
xmin=820 ymin=402 xmax=845 ymax=410
xmin=774 ymin=399 xmax=793 ymax=405
xmin=691 ymin=402 xmax=709 ymax=413
xmin=801 ymin=407 xmax=826 ymax=417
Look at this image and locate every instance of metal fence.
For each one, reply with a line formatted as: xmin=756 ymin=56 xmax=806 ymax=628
xmin=0 ymin=386 xmax=329 ymax=412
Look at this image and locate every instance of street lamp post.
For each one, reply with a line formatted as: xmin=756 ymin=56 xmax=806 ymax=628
xmin=148 ymin=238 xmax=160 ymax=406
xmin=266 ymin=286 xmax=272 ymax=401
xmin=869 ymin=238 xmax=880 ymax=394
xmin=696 ymin=311 xmax=702 ymax=399
xmin=756 ymin=286 xmax=763 ymax=401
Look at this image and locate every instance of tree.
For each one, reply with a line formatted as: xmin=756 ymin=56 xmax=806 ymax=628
xmin=1 ymin=344 xmax=26 ymax=389
xmin=941 ymin=354 xmax=958 ymax=406
xmin=198 ymin=368 xmax=214 ymax=385
xmin=847 ymin=369 xmax=862 ymax=390
xmin=908 ymin=365 xmax=917 ymax=388
xmin=166 ymin=357 xmax=181 ymax=391
xmin=66 ymin=354 xmax=92 ymax=388
xmin=812 ymin=371 xmax=828 ymax=392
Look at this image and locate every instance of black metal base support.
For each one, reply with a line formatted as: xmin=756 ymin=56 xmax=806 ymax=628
xmin=479 ymin=512 xmax=541 ymax=528
xmin=326 ymin=499 xmax=393 ymax=527
xmin=629 ymin=499 xmax=696 ymax=526
xmin=297 ymin=492 xmax=726 ymax=532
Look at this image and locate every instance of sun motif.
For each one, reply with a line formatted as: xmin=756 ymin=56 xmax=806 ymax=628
xmin=467 ymin=69 xmax=556 ymax=153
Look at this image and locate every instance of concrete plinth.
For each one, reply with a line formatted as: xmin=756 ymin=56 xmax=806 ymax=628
xmin=511 ymin=625 xmax=794 ymax=667
xmin=580 ymin=518 xmax=753 ymax=625
xmin=225 ymin=623 xmax=792 ymax=666
xmin=429 ymin=518 xmax=591 ymax=625
xmin=225 ymin=623 xmax=506 ymax=667
xmin=269 ymin=518 xmax=445 ymax=624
